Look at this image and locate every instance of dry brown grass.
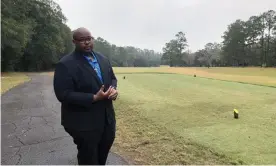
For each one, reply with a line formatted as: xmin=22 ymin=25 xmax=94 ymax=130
xmin=46 ymin=67 xmax=276 ymax=86
xmin=114 ymin=67 xmax=276 ymax=87
xmin=1 ymin=72 xmax=30 ymax=94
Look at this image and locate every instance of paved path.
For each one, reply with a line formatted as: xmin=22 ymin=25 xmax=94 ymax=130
xmin=1 ymin=74 xmax=128 ymax=165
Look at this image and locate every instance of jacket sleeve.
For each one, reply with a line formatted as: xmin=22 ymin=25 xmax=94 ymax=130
xmin=53 ymin=62 xmax=96 ymax=107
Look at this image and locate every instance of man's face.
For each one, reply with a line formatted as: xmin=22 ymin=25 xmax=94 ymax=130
xmin=73 ymin=31 xmax=94 ymax=52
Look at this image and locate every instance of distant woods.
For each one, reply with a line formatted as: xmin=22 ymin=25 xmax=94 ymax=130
xmin=162 ymin=10 xmax=276 ymax=67
xmin=93 ymin=38 xmax=162 ymax=67
xmin=1 ymin=0 xmax=74 ymax=71
xmin=1 ymin=0 xmax=276 ymax=72
xmin=1 ymin=0 xmax=161 ymax=72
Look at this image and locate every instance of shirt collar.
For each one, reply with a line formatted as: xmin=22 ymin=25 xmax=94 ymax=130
xmin=84 ymin=52 xmax=97 ymax=62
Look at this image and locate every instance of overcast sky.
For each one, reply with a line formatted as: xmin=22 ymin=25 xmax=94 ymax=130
xmin=54 ymin=0 xmax=276 ymax=52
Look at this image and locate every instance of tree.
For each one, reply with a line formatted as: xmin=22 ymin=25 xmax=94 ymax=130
xmin=1 ymin=0 xmax=161 ymax=71
xmin=162 ymin=31 xmax=188 ymax=66
xmin=93 ymin=38 xmax=161 ymax=67
xmin=220 ymin=10 xmax=276 ymax=67
xmin=263 ymin=10 xmax=276 ymax=66
xmin=1 ymin=0 xmax=74 ymax=71
xmin=198 ymin=43 xmax=222 ymax=67
xmin=221 ymin=20 xmax=247 ymax=66
xmin=1 ymin=0 xmax=36 ymax=71
xmin=162 ymin=9 xmax=276 ymax=67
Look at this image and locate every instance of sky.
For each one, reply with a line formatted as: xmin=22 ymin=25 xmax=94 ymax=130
xmin=54 ymin=0 xmax=276 ymax=53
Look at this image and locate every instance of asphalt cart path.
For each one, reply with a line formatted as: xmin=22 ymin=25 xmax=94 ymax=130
xmin=1 ymin=73 xmax=128 ymax=165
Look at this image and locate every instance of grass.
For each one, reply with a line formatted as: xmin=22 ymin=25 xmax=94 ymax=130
xmin=113 ymin=67 xmax=276 ymax=87
xmin=111 ymin=72 xmax=276 ymax=164
xmin=1 ymin=72 xmax=30 ymax=94
xmin=46 ymin=66 xmax=276 ymax=87
xmin=35 ymin=67 xmax=276 ymax=164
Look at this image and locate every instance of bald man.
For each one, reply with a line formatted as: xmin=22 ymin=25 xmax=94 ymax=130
xmin=53 ymin=27 xmax=118 ymax=165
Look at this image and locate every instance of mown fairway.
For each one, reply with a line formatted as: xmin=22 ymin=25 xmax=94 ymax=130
xmin=111 ymin=67 xmax=276 ymax=164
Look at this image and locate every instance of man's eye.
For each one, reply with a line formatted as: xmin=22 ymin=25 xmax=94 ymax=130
xmin=84 ymin=38 xmax=92 ymax=41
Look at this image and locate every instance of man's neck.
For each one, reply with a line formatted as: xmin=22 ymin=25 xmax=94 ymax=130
xmin=75 ymin=48 xmax=93 ymax=54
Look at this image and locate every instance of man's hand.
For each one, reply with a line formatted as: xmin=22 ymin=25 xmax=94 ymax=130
xmin=108 ymin=88 xmax=118 ymax=100
xmin=93 ymin=85 xmax=113 ymax=102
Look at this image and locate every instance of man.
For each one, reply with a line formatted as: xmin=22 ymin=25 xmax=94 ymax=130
xmin=53 ymin=27 xmax=118 ymax=165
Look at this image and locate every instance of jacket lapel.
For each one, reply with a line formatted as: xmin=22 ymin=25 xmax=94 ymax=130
xmin=74 ymin=51 xmax=103 ymax=86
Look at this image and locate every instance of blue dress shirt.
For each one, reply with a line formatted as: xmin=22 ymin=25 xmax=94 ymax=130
xmin=84 ymin=52 xmax=103 ymax=84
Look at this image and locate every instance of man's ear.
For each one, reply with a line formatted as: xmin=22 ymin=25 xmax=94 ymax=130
xmin=72 ymin=39 xmax=76 ymax=44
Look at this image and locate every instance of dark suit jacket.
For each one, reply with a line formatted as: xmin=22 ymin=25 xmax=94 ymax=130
xmin=53 ymin=50 xmax=117 ymax=131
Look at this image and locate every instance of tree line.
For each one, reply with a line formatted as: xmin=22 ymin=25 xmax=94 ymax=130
xmin=2 ymin=0 xmax=275 ymax=72
xmin=1 ymin=0 xmax=74 ymax=71
xmin=93 ymin=37 xmax=162 ymax=67
xmin=162 ymin=10 xmax=276 ymax=67
xmin=1 ymin=0 xmax=161 ymax=72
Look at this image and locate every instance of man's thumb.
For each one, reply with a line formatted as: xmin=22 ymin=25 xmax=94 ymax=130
xmin=100 ymin=85 xmax=104 ymax=91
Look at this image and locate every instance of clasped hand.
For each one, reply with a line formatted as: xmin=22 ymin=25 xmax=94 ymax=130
xmin=93 ymin=85 xmax=118 ymax=102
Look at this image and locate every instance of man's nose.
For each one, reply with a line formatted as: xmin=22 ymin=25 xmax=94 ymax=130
xmin=84 ymin=40 xmax=90 ymax=45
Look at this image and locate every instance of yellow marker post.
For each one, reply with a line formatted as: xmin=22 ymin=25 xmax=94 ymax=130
xmin=234 ymin=109 xmax=239 ymax=119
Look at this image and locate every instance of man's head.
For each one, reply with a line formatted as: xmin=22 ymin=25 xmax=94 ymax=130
xmin=72 ymin=27 xmax=94 ymax=52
